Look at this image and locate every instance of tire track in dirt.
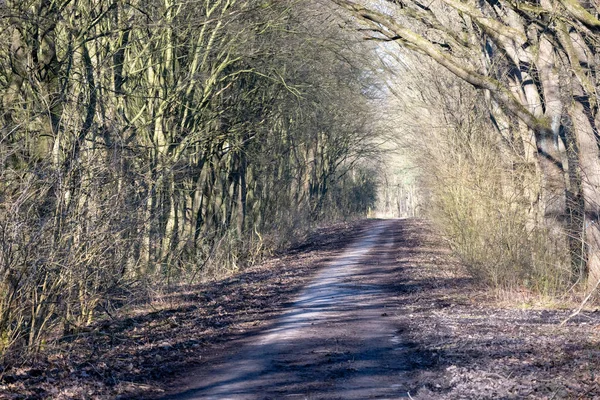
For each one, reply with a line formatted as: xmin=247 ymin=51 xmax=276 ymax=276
xmin=162 ymin=219 xmax=412 ymax=399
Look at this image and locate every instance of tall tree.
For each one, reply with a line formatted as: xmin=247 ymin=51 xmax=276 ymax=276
xmin=331 ymin=0 xmax=600 ymax=283
xmin=0 ymin=0 xmax=383 ymax=353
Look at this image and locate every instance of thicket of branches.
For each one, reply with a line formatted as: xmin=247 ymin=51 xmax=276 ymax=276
xmin=334 ymin=0 xmax=600 ymax=295
xmin=387 ymin=56 xmax=569 ymax=293
xmin=0 ymin=0 xmax=382 ymax=354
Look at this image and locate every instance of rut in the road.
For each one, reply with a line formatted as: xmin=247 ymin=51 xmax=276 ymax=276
xmin=164 ymin=219 xmax=414 ymax=400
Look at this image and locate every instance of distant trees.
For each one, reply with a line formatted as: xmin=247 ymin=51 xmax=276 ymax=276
xmin=333 ymin=0 xmax=600 ymax=289
xmin=0 ymin=0 xmax=382 ymax=354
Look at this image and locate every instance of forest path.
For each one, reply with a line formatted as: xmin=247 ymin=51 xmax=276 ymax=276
xmin=162 ymin=219 xmax=413 ymax=399
xmin=5 ymin=220 xmax=598 ymax=398
xmin=154 ymin=219 xmax=600 ymax=400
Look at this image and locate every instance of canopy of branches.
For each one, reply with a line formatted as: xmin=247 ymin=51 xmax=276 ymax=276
xmin=0 ymin=0 xmax=384 ymax=355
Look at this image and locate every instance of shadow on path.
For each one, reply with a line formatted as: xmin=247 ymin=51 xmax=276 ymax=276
xmin=162 ymin=219 xmax=418 ymax=399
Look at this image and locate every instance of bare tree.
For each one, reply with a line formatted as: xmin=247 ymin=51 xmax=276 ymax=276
xmin=331 ymin=0 xmax=600 ymax=284
xmin=0 ymin=0 xmax=384 ymax=354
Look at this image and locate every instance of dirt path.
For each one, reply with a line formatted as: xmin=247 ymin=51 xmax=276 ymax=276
xmin=4 ymin=218 xmax=600 ymax=399
xmin=159 ymin=218 xmax=600 ymax=400
xmin=163 ymin=220 xmax=411 ymax=399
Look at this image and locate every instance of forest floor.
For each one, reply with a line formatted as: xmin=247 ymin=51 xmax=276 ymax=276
xmin=2 ymin=218 xmax=600 ymax=399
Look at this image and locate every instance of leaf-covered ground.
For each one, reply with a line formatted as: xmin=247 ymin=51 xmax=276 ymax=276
xmin=1 ymin=219 xmax=600 ymax=399
xmin=382 ymin=221 xmax=600 ymax=399
xmin=0 ymin=221 xmax=368 ymax=399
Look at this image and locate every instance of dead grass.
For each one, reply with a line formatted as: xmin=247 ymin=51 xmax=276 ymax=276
xmin=2 ymin=218 xmax=599 ymax=399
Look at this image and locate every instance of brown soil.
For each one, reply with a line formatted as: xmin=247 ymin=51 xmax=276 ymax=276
xmin=1 ymin=219 xmax=600 ymax=399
